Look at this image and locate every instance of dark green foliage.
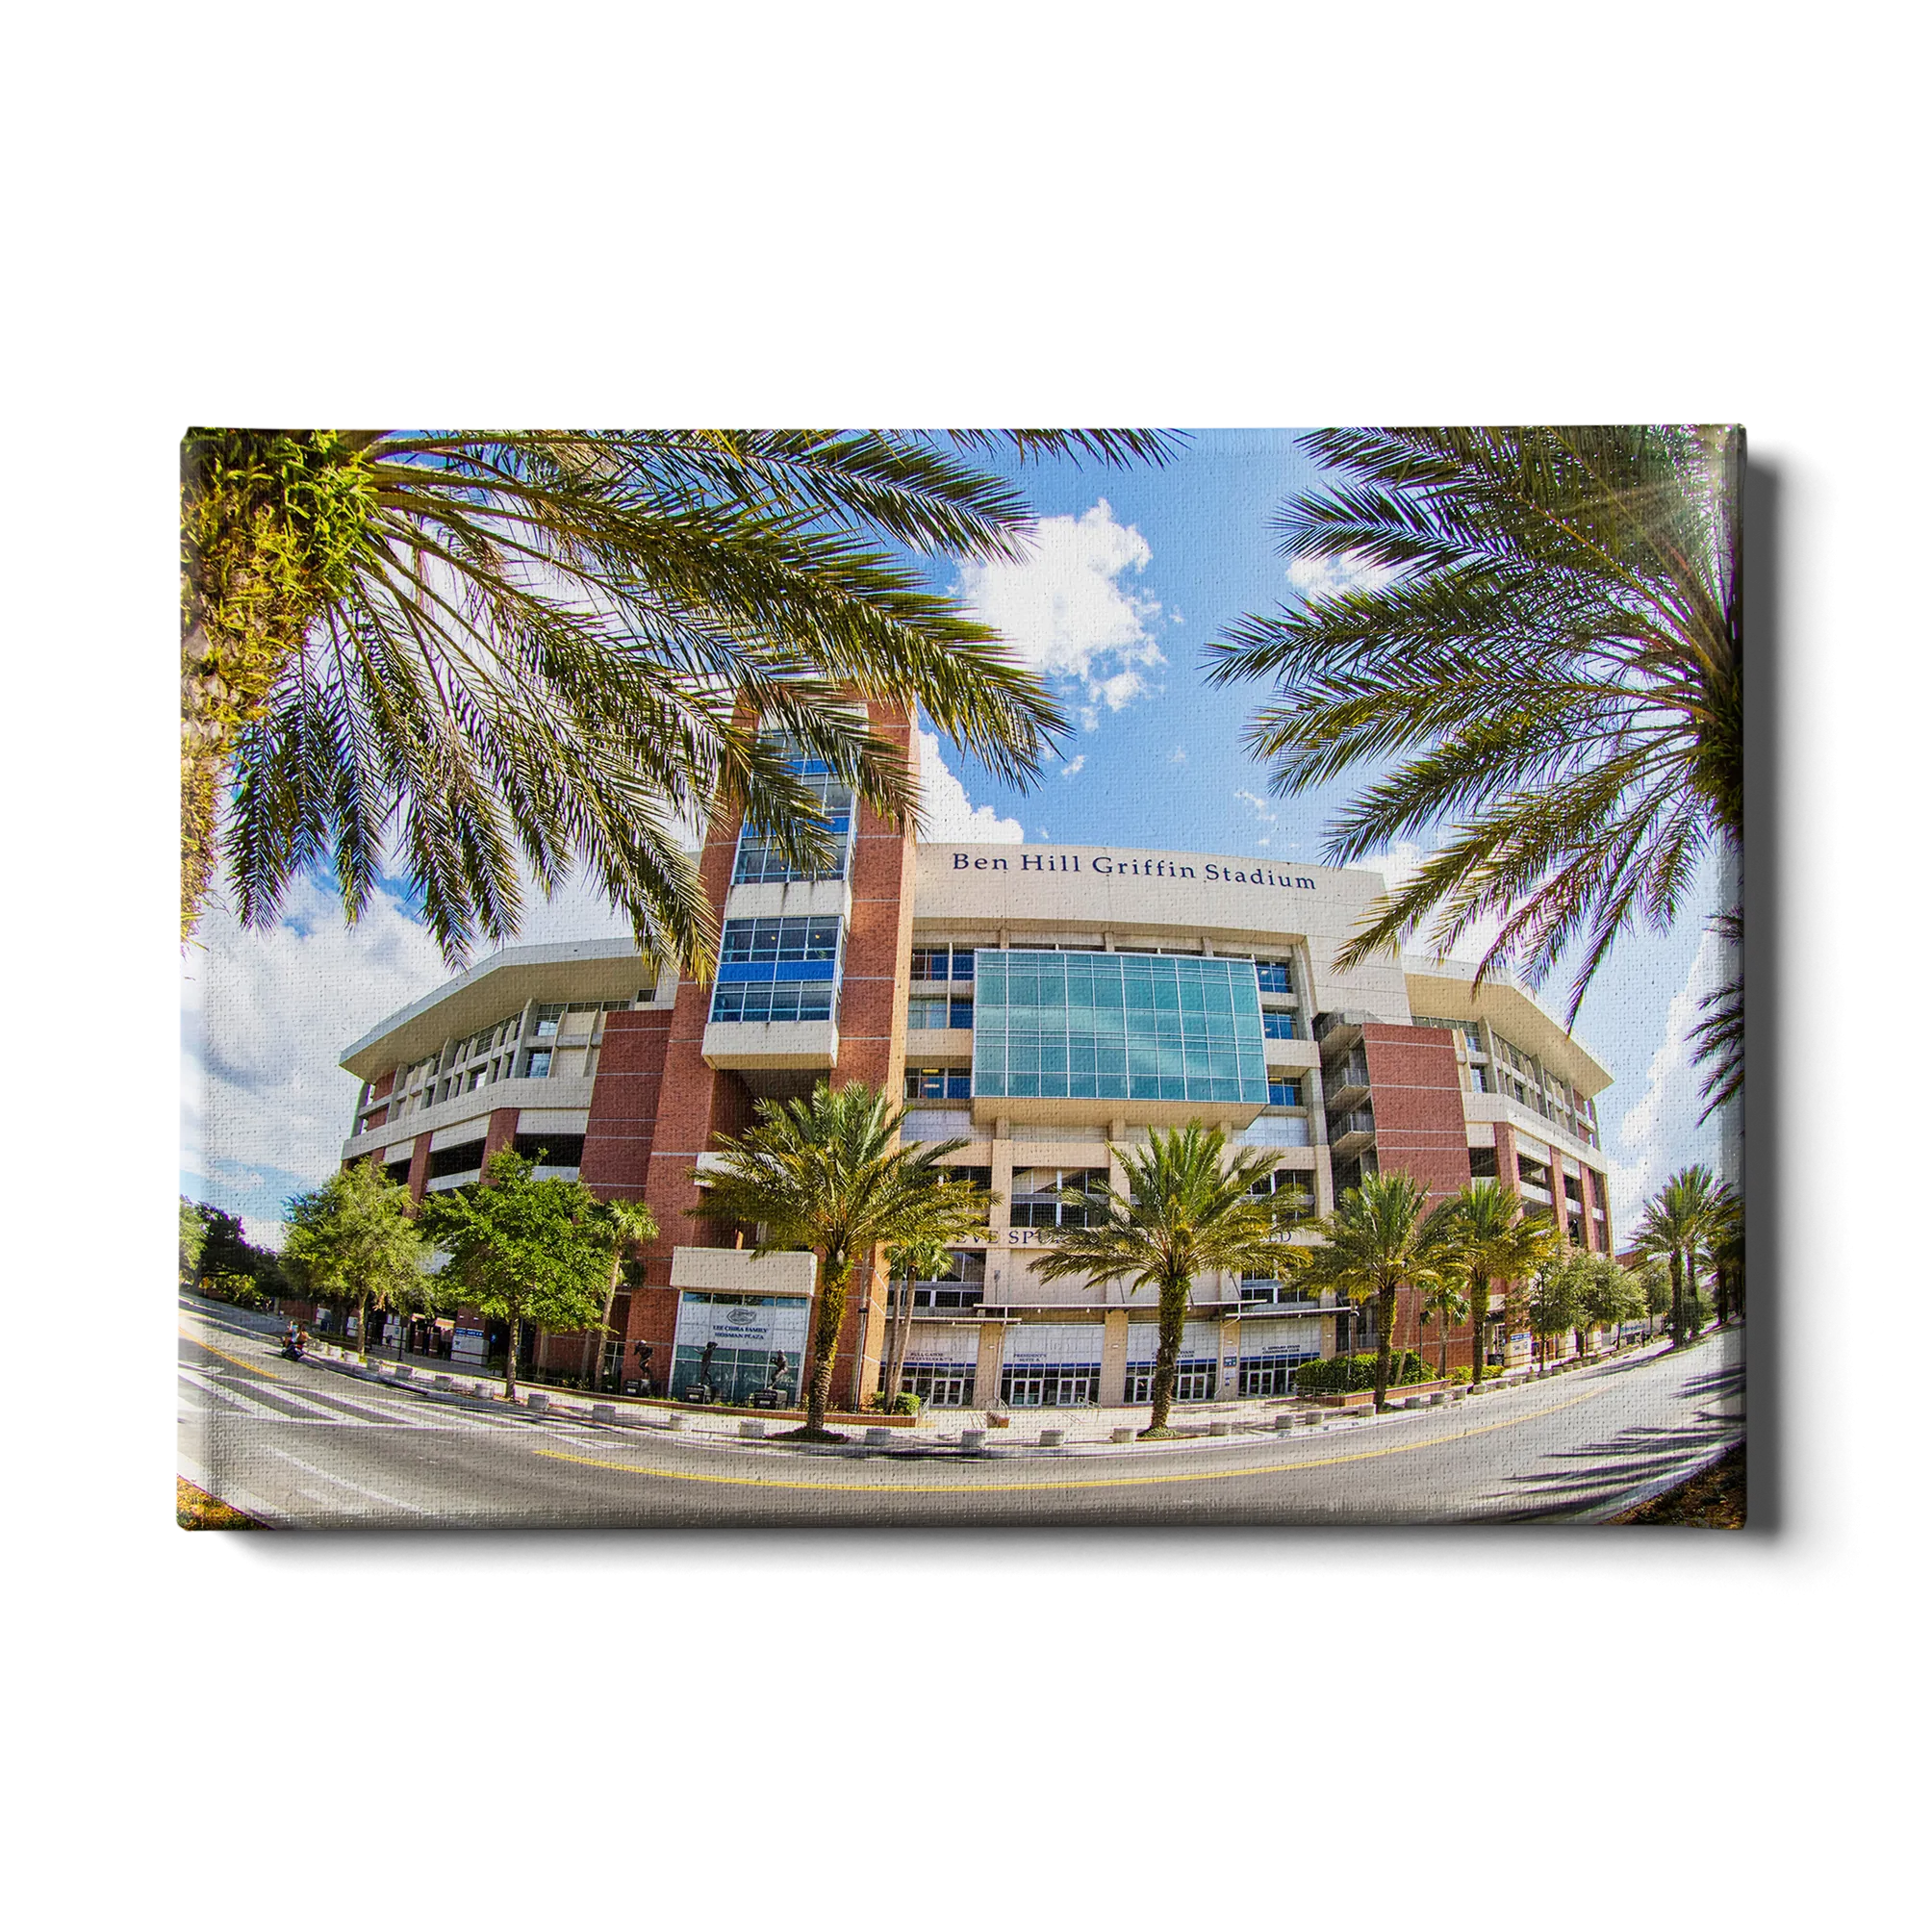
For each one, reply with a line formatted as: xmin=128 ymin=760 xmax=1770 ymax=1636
xmin=1295 ymin=1351 xmax=1436 ymax=1394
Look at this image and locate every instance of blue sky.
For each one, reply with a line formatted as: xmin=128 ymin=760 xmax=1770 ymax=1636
xmin=180 ymin=430 xmax=1733 ymax=1244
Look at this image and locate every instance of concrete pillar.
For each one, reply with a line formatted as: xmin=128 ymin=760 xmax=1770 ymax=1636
xmin=1218 ymin=1312 xmax=1242 ymax=1401
xmin=973 ymin=1321 xmax=1005 ymax=1409
xmin=1100 ymin=1307 xmax=1130 ymax=1407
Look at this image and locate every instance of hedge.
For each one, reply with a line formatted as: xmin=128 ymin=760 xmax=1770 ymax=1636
xmin=1294 ymin=1351 xmax=1436 ymax=1395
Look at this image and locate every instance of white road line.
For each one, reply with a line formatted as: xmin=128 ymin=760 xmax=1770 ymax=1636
xmin=267 ymin=1448 xmax=430 ymax=1514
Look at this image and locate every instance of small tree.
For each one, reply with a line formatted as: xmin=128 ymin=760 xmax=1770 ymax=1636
xmin=1416 ymin=1273 xmax=1470 ymax=1382
xmin=282 ymin=1162 xmax=427 ymax=1360
xmin=1569 ymin=1251 xmax=1639 ymax=1358
xmin=418 ymin=1151 xmax=618 ymax=1401
xmin=1526 ymin=1261 xmax=1578 ymax=1372
xmin=179 ymin=1198 xmax=209 ymax=1292
xmin=1636 ymin=1258 xmax=1671 ymax=1339
xmin=881 ymin=1236 xmax=955 ymax=1410
xmin=582 ymin=1197 xmax=659 ymax=1388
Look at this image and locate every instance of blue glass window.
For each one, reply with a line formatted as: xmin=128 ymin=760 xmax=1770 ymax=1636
xmin=971 ymin=951 xmax=1268 ymax=1105
xmin=732 ymin=737 xmax=855 ymax=883
xmin=1268 ymin=1077 xmax=1302 ymax=1107
xmin=1262 ymin=1010 xmax=1298 ymax=1040
xmin=711 ymin=916 xmax=843 ymax=1024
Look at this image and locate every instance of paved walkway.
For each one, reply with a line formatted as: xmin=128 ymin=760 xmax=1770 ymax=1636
xmin=199 ymin=1297 xmax=1676 ymax=1459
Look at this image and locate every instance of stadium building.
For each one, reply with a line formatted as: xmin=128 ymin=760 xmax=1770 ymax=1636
xmin=334 ymin=711 xmax=1616 ymax=1409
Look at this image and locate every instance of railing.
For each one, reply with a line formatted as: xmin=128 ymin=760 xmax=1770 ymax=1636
xmin=1329 ymin=1106 xmax=1376 ymax=1137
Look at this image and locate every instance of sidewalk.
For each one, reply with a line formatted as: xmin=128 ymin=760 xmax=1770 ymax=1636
xmin=183 ymin=1295 xmax=1675 ymax=1460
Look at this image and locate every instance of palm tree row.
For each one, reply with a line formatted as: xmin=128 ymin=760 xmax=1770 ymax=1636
xmin=1631 ymin=1163 xmax=1741 ymax=1346
xmin=182 ymin=427 xmax=1181 ymax=966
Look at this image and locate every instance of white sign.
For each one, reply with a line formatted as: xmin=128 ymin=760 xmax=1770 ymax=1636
xmin=674 ymin=1295 xmax=811 ymax=1354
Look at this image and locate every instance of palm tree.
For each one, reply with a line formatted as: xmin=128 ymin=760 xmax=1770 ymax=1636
xmin=1302 ymin=1169 xmax=1459 ymax=1414
xmin=181 ymin=427 xmax=1181 ymax=960
xmin=1416 ymin=1273 xmax=1470 ymax=1382
xmin=1710 ymin=1189 xmax=1745 ymax=1325
xmin=1027 ymin=1125 xmax=1300 ymax=1436
xmin=690 ymin=1081 xmax=992 ymax=1439
xmin=880 ymin=1235 xmax=957 ymax=1412
xmin=1425 ymin=1179 xmax=1562 ymax=1388
xmin=582 ymin=1197 xmax=659 ymax=1389
xmin=1208 ymin=426 xmax=1742 ymax=1108
xmin=1633 ymin=1164 xmax=1732 ymax=1348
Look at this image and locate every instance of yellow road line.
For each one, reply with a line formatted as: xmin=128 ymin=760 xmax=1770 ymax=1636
xmin=178 ymin=1328 xmax=281 ymax=1381
xmin=532 ymin=1386 xmax=1605 ymax=1493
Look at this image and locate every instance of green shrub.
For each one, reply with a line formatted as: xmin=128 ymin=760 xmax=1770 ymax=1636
xmin=1294 ymin=1351 xmax=1436 ymax=1395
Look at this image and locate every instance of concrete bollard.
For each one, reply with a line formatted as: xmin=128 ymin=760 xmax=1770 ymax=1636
xmin=593 ymin=1404 xmax=618 ymax=1424
xmin=1111 ymin=1426 xmax=1136 ymax=1443
xmin=960 ymin=1429 xmax=986 ymax=1451
xmin=1208 ymin=1421 xmax=1232 ymax=1436
xmin=394 ymin=1364 xmax=414 ymax=1381
xmin=1274 ymin=1413 xmax=1297 ymax=1431
xmin=433 ymin=1375 xmax=451 ymax=1391
xmin=1429 ymin=1392 xmax=1446 ymax=1406
xmin=471 ymin=1383 xmax=490 ymax=1398
xmin=1037 ymin=1428 xmax=1064 ymax=1448
xmin=1300 ymin=1411 xmax=1321 ymax=1425
xmin=659 ymin=1412 xmax=683 ymax=1430
xmin=864 ymin=1427 xmax=893 ymax=1446
xmin=738 ymin=1418 xmax=765 ymax=1438
xmin=526 ymin=1391 xmax=548 ymax=1411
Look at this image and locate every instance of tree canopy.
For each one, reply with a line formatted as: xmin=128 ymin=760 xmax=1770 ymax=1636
xmin=181 ymin=427 xmax=1181 ymax=964
xmin=1208 ymin=425 xmax=1742 ymax=1110
xmin=417 ymin=1150 xmax=618 ymax=1399
xmin=281 ymin=1160 xmax=427 ymax=1356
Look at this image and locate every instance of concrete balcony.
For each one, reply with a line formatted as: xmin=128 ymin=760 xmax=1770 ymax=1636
xmin=668 ymin=1246 xmax=818 ymax=1298
xmin=701 ymin=1018 xmax=839 ymax=1071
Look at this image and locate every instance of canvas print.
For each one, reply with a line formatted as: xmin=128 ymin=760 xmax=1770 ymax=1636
xmin=178 ymin=427 xmax=1744 ymax=1529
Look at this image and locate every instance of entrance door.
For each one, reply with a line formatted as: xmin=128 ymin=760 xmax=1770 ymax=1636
xmin=1007 ymin=1369 xmax=1044 ymax=1406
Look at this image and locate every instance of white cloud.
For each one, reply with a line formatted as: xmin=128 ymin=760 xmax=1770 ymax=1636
xmin=1061 ymin=755 xmax=1085 ymax=780
xmin=956 ymin=499 xmax=1167 ymax=726
xmin=1609 ymin=923 xmax=1736 ymax=1229
xmin=1284 ymin=551 xmax=1404 ymax=604
xmin=916 ymin=728 xmax=1024 ymax=842
xmin=1168 ymin=747 xmax=1187 ymax=765
xmin=1233 ymin=788 xmax=1279 ymax=827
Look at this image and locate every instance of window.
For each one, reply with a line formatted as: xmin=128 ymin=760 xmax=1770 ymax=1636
xmin=890 ymin=1361 xmax=976 ymax=1406
xmin=905 ymin=1066 xmax=971 ymax=1101
xmin=534 ymin=1003 xmax=566 ymax=1038
xmin=524 ymin=1049 xmax=552 ymax=1078
xmin=1469 ymin=1064 xmax=1489 ymax=1093
xmin=1009 ymin=1167 xmax=1107 ymax=1229
xmin=1247 ymin=1169 xmax=1316 ymax=1224
xmin=1256 ymin=958 xmax=1294 ymax=993
xmin=1239 ymin=1351 xmax=1316 ymax=1395
xmin=911 ymin=945 xmax=976 ymax=982
xmin=908 ymin=995 xmax=974 ymax=1030
xmin=1261 ymin=1010 xmax=1298 ymax=1040
xmin=972 ymin=950 xmax=1269 ymax=1105
xmin=890 ymin=1250 xmax=987 ymax=1310
xmin=1125 ymin=1360 xmax=1217 ymax=1403
xmin=711 ymin=916 xmax=843 ymax=1025
xmin=1468 ymin=1146 xmax=1498 ymax=1179
xmin=1267 ymin=1077 xmax=1303 ymax=1107
xmin=1001 ymin=1362 xmax=1101 ymax=1407
xmin=732 ymin=738 xmax=855 ymax=882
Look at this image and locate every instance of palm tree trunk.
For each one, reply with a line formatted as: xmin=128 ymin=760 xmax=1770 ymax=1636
xmin=1373 ymin=1285 xmax=1396 ymax=1411
xmin=1144 ymin=1275 xmax=1187 ymax=1436
xmin=805 ymin=1263 xmax=851 ymax=1435
xmin=1438 ymin=1318 xmax=1449 ymax=1383
xmin=1668 ymin=1251 xmax=1685 ymax=1348
xmin=503 ymin=1307 xmax=520 ymax=1402
xmin=1685 ymin=1253 xmax=1702 ymax=1341
xmin=887 ymin=1268 xmax=914 ymax=1408
xmin=584 ymin=1256 xmax=622 ymax=1388
xmin=1469 ymin=1273 xmax=1487 ymax=1387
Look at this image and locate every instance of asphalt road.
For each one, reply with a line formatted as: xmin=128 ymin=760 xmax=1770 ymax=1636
xmin=179 ymin=1301 xmax=1744 ymax=1529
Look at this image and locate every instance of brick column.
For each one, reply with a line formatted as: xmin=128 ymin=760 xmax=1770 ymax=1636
xmin=406 ymin=1132 xmax=432 ymax=1204
xmin=482 ymin=1106 xmax=520 ymax=1167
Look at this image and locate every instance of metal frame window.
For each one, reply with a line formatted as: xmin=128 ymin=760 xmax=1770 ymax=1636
xmin=731 ymin=739 xmax=855 ymax=883
xmin=1261 ymin=1010 xmax=1299 ymax=1040
xmin=911 ymin=945 xmax=977 ymax=982
xmin=1256 ymin=958 xmax=1294 ymax=993
xmin=904 ymin=1066 xmax=971 ymax=1101
xmin=973 ymin=950 xmax=1269 ymax=1105
xmin=1247 ymin=1169 xmax=1316 ymax=1223
xmin=710 ymin=916 xmax=843 ymax=1024
xmin=1009 ymin=1167 xmax=1107 ymax=1229
xmin=1238 ymin=1350 xmax=1317 ymax=1395
xmin=893 ymin=1362 xmax=976 ymax=1406
xmin=1267 ymin=1076 xmax=1303 ymax=1107
xmin=908 ymin=995 xmax=975 ymax=1030
xmin=1001 ymin=1363 xmax=1101 ymax=1407
xmin=1124 ymin=1360 xmax=1217 ymax=1403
